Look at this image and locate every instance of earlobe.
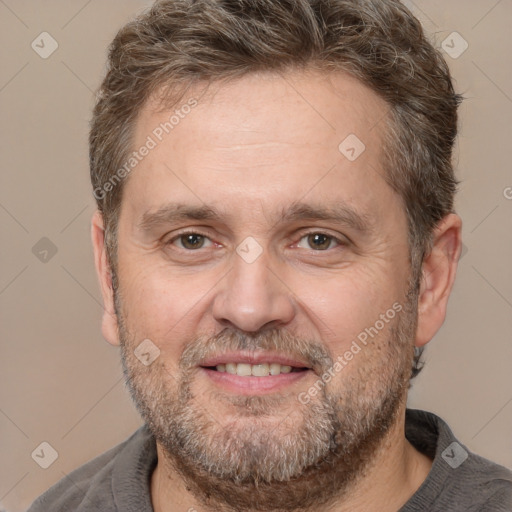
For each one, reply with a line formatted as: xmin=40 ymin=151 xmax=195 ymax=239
xmin=415 ymin=213 xmax=463 ymax=348
xmin=91 ymin=210 xmax=120 ymax=346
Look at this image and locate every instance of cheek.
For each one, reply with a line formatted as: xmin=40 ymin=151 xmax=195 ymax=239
xmin=118 ymin=263 xmax=215 ymax=353
xmin=290 ymin=267 xmax=400 ymax=356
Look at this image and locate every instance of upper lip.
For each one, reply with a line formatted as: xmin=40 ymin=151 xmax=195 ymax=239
xmin=199 ymin=351 xmax=311 ymax=369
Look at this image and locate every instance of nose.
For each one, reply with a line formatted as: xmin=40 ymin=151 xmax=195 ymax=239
xmin=211 ymin=250 xmax=296 ymax=333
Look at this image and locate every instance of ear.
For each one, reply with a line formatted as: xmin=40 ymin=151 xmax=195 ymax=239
xmin=415 ymin=213 xmax=463 ymax=348
xmin=91 ymin=210 xmax=120 ymax=346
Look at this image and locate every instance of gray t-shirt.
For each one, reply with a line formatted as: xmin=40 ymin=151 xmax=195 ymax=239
xmin=28 ymin=409 xmax=512 ymax=511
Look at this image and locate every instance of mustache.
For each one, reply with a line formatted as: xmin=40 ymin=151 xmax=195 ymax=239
xmin=179 ymin=328 xmax=334 ymax=374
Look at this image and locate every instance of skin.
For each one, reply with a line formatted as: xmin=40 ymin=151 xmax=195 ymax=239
xmin=91 ymin=68 xmax=462 ymax=511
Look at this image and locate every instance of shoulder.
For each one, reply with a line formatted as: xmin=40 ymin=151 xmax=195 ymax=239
xmin=402 ymin=409 xmax=512 ymax=512
xmin=460 ymin=451 xmax=512 ymax=510
xmin=27 ymin=425 xmax=155 ymax=512
xmin=481 ymin=483 xmax=512 ymax=512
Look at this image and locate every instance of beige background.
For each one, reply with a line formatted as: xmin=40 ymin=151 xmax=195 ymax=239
xmin=1 ymin=1 xmax=511 ymax=511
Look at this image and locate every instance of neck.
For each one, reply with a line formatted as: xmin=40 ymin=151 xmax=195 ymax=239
xmin=150 ymin=404 xmax=432 ymax=512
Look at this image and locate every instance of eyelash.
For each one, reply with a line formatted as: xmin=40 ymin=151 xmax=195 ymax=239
xmin=165 ymin=230 xmax=347 ymax=251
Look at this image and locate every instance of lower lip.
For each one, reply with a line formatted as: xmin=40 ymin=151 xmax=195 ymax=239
xmin=200 ymin=367 xmax=311 ymax=395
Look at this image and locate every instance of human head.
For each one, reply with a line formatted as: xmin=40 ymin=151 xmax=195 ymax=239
xmin=90 ymin=1 xmax=463 ymax=507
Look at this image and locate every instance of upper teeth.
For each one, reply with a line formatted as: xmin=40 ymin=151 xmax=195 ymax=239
xmin=216 ymin=363 xmax=293 ymax=376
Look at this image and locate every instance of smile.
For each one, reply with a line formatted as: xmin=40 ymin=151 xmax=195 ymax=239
xmin=210 ymin=362 xmax=306 ymax=376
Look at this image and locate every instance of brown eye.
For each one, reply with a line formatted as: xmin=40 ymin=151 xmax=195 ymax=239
xmin=177 ymin=233 xmax=207 ymax=250
xmin=308 ymin=233 xmax=332 ymax=250
xmin=297 ymin=233 xmax=338 ymax=251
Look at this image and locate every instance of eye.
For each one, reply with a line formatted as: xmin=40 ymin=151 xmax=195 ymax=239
xmin=297 ymin=232 xmax=341 ymax=251
xmin=169 ymin=232 xmax=214 ymax=250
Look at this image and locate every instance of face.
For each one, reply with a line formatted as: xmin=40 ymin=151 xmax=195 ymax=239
xmin=110 ymin=69 xmax=418 ymax=508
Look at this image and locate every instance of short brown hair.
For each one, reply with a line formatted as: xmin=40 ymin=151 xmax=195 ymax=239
xmin=90 ymin=0 xmax=462 ymax=376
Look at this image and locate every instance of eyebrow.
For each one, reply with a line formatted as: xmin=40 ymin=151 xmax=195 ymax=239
xmin=138 ymin=203 xmax=222 ymax=232
xmin=278 ymin=202 xmax=373 ymax=234
xmin=137 ymin=201 xmax=374 ymax=235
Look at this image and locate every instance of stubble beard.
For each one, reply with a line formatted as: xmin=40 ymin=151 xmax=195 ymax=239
xmin=117 ymin=287 xmax=417 ymax=511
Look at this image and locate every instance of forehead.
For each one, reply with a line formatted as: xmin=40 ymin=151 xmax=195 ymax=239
xmin=124 ymin=69 xmax=396 ymax=225
xmin=137 ymin=68 xmax=388 ymax=152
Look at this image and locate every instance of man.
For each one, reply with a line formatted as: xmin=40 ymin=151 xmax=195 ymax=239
xmin=28 ymin=0 xmax=512 ymax=511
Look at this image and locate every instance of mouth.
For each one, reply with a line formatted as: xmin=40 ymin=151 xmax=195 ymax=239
xmin=204 ymin=362 xmax=308 ymax=376
xmin=198 ymin=352 xmax=313 ymax=394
